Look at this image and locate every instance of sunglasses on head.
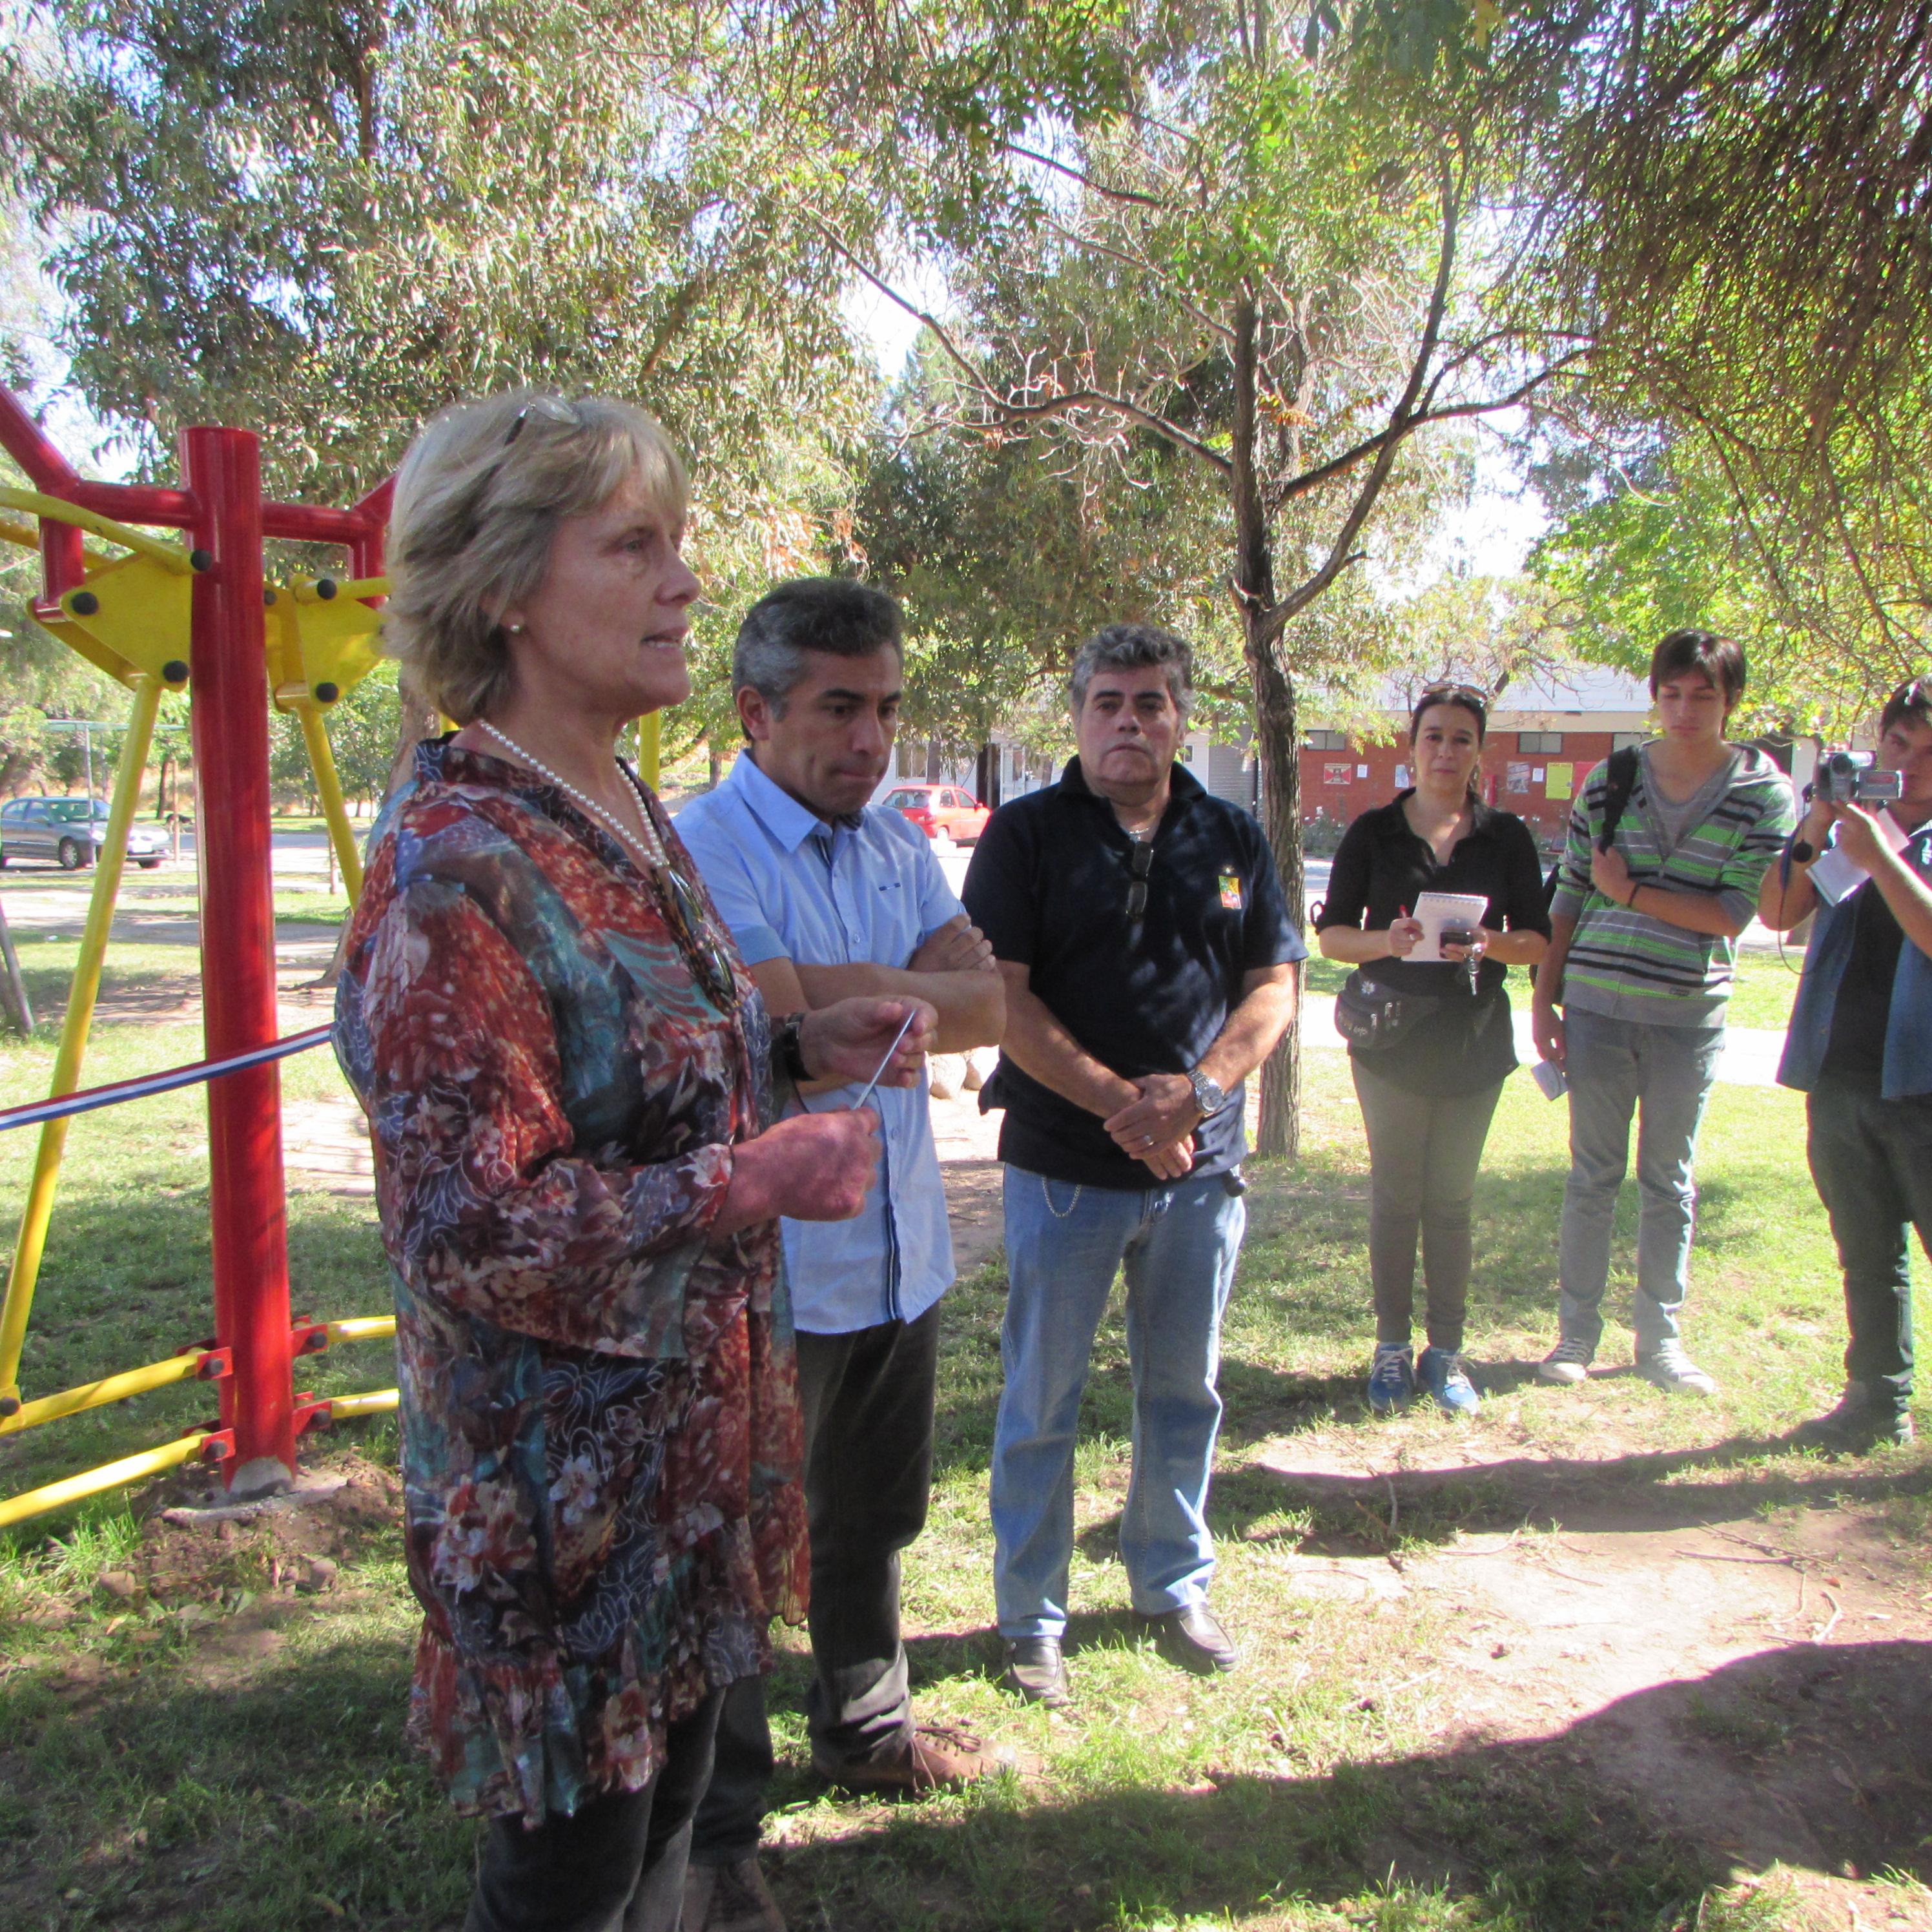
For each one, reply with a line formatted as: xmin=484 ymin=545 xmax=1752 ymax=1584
xmin=1419 ymin=683 xmax=1488 ymax=715
xmin=502 ymin=395 xmax=581 ymax=446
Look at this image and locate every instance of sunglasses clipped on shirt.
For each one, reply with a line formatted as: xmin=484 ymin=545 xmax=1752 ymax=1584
xmin=1125 ymin=839 xmax=1155 ymax=921
xmin=655 ymin=862 xmax=740 ymax=1014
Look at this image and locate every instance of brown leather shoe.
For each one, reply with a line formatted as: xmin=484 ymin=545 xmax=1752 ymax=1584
xmin=681 ymin=1855 xmax=785 ymax=1932
xmin=812 ymin=1721 xmax=1001 ymax=1795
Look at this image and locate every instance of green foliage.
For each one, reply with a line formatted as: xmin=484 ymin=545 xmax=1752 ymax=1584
xmin=1532 ymin=437 xmax=1925 ymax=735
xmin=0 ymin=0 xmax=883 ymax=757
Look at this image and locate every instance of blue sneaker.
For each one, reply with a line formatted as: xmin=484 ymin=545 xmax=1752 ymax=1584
xmin=1417 ymin=1346 xmax=1481 ymax=1416
xmin=1366 ymin=1343 xmax=1415 ymax=1415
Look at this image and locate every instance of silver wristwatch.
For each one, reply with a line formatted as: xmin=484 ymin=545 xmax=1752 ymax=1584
xmin=1186 ymin=1067 xmax=1227 ymax=1118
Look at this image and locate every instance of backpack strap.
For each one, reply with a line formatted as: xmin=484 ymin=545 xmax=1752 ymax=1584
xmin=1596 ymin=745 xmax=1641 ymax=854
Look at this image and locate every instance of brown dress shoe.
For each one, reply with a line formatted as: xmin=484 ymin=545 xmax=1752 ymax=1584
xmin=681 ymin=1854 xmax=786 ymax=1932
xmin=812 ymin=1721 xmax=1002 ymax=1795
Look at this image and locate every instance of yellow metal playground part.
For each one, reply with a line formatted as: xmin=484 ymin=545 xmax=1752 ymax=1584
xmin=0 ymin=672 xmax=165 ymax=1415
xmin=0 ymin=503 xmax=401 ymax=1528
xmin=0 ymin=1432 xmax=214 ymax=1532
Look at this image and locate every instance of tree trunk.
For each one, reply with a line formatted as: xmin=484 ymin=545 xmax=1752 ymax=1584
xmin=1230 ymin=292 xmax=1302 ymax=1160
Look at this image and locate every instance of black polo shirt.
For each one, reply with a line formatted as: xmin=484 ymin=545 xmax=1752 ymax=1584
xmin=1315 ymin=791 xmax=1550 ymax=1095
xmin=963 ymin=757 xmax=1304 ymax=1189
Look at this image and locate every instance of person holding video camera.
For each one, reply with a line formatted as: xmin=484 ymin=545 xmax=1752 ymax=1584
xmin=1316 ymin=684 xmax=1550 ymax=1417
xmin=1759 ymin=675 xmax=1932 ymax=1451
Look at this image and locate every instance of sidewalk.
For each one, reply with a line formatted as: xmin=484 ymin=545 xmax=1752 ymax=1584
xmin=1296 ymin=992 xmax=1787 ymax=1087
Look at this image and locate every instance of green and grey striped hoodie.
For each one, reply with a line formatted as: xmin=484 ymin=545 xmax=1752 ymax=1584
xmin=1550 ymin=743 xmax=1795 ymax=1028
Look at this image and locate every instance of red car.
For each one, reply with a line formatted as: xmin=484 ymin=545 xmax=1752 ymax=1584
xmin=881 ymin=783 xmax=992 ymax=844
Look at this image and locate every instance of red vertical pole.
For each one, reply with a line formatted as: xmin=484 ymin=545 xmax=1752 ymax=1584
xmin=40 ymin=519 xmax=85 ymax=603
xmin=182 ymin=426 xmax=297 ymax=1496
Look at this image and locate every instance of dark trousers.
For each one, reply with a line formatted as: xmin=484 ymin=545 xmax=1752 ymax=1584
xmin=1351 ymin=1061 xmax=1505 ymax=1354
xmin=689 ymin=1302 xmax=942 ymax=1864
xmin=1805 ymin=1076 xmax=1932 ymax=1415
xmin=463 ymin=1690 xmax=723 ymax=1932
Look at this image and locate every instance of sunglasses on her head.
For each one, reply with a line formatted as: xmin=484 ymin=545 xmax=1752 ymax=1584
xmin=1419 ymin=682 xmax=1489 ymax=715
xmin=502 ymin=395 xmax=581 ymax=446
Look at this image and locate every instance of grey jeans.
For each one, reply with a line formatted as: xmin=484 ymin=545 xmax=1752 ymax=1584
xmin=1557 ymin=1007 xmax=1725 ymax=1355
xmin=1351 ymin=1060 xmax=1506 ymax=1354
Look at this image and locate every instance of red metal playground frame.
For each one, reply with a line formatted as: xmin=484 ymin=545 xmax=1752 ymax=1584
xmin=0 ymin=389 xmax=393 ymax=1504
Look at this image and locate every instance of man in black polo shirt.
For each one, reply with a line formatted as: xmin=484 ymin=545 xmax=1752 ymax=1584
xmin=963 ymin=624 xmax=1302 ymax=1707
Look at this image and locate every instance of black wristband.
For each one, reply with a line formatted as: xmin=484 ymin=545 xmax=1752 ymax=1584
xmin=774 ymin=1012 xmax=811 ymax=1084
xmin=1627 ymin=882 xmax=1641 ymax=909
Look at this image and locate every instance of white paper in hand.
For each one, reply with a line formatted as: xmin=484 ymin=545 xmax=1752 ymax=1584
xmin=1808 ymin=812 xmax=1907 ymax=907
xmin=1408 ymin=892 xmax=1492 ymax=963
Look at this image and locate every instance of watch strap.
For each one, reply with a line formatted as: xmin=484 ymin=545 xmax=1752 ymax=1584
xmin=774 ymin=1012 xmax=811 ymax=1084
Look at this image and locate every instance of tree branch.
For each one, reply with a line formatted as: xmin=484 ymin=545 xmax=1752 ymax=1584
xmin=812 ymin=218 xmax=1235 ymax=475
xmin=998 ymin=141 xmax=1168 ymax=209
xmin=1259 ymin=159 xmax=1464 ymax=644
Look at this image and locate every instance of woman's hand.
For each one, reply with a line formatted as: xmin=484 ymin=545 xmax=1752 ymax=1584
xmin=1532 ymin=1000 xmax=1566 ymax=1069
xmin=714 ymin=1109 xmax=881 ymax=1234
xmin=1590 ymin=845 xmax=1633 ymax=905
xmin=1441 ymin=925 xmax=1492 ymax=964
xmin=1384 ymin=916 xmax=1424 ymax=958
xmin=798 ymin=996 xmax=938 ymax=1087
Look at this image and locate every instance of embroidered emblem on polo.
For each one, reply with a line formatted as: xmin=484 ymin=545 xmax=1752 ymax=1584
xmin=1218 ymin=874 xmax=1244 ymax=909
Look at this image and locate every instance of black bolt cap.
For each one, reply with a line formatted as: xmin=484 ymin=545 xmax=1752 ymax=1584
xmin=69 ymin=590 xmax=99 ymax=615
xmin=162 ymin=661 xmax=190 ymax=684
xmin=314 ymin=682 xmax=340 ymax=704
xmin=189 ymin=549 xmax=214 ymax=572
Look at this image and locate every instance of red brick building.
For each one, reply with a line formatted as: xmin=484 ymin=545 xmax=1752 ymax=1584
xmin=1297 ymin=667 xmax=1655 ymax=850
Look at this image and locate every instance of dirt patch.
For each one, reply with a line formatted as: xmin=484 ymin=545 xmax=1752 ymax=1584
xmin=1246 ymin=1432 xmax=1932 ymax=1896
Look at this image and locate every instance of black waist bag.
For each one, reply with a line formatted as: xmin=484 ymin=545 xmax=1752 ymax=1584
xmin=1333 ymin=971 xmax=1441 ymax=1053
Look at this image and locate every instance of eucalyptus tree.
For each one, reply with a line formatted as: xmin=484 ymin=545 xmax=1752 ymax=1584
xmin=792 ymin=3 xmax=1583 ymax=1153
xmin=1499 ymin=0 xmax=1932 ymax=675
xmin=0 ymin=0 xmax=879 ymax=744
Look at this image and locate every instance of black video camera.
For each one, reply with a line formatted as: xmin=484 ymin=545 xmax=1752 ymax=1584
xmin=1810 ymin=750 xmax=1904 ymax=807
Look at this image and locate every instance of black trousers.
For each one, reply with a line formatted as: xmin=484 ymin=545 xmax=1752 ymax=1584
xmin=1805 ymin=1075 xmax=1932 ymax=1415
xmin=689 ymin=1302 xmax=941 ymax=1864
xmin=1351 ymin=1060 xmax=1505 ymax=1354
xmin=463 ymin=1690 xmax=724 ymax=1932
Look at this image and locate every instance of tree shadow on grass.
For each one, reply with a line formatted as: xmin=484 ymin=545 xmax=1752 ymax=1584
xmin=1211 ymin=1432 xmax=1932 ymax=1548
xmin=765 ymin=1641 xmax=1932 ymax=1932
xmin=0 ymin=1630 xmax=471 ymax=1931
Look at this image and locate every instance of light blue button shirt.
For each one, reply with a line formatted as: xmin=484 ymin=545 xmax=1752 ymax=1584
xmin=676 ymin=751 xmax=963 ymax=1334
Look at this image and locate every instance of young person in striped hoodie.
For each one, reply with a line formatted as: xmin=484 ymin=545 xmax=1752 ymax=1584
xmin=1530 ymin=630 xmax=1796 ymax=1395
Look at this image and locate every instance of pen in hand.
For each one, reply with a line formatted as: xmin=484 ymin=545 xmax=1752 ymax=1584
xmin=848 ymin=1011 xmax=918 ymax=1113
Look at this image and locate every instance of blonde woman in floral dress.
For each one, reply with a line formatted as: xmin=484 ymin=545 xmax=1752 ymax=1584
xmin=334 ymin=393 xmax=932 ymax=1932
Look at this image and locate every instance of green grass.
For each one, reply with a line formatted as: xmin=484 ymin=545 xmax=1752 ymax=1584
xmin=0 ymin=1016 xmax=1924 ymax=1929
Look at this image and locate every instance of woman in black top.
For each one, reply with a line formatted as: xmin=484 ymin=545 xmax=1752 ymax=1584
xmin=1316 ymin=686 xmax=1551 ymax=1415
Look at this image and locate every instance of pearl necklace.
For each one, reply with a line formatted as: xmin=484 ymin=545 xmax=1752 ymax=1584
xmin=477 ymin=720 xmax=669 ymax=868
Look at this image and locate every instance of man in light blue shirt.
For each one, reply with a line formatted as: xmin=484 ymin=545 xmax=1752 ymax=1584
xmin=676 ymin=579 xmax=1003 ymax=1932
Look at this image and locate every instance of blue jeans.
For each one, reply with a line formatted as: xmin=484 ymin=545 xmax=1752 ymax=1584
xmin=991 ymin=1165 xmax=1246 ymax=1640
xmin=1557 ymin=1007 xmax=1725 ymax=1355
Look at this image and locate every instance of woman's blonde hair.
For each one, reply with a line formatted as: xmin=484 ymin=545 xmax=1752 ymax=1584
xmin=384 ymin=391 xmax=689 ymax=724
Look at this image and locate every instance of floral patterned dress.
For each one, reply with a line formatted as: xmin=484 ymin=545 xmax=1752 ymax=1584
xmin=333 ymin=739 xmax=807 ymax=1825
